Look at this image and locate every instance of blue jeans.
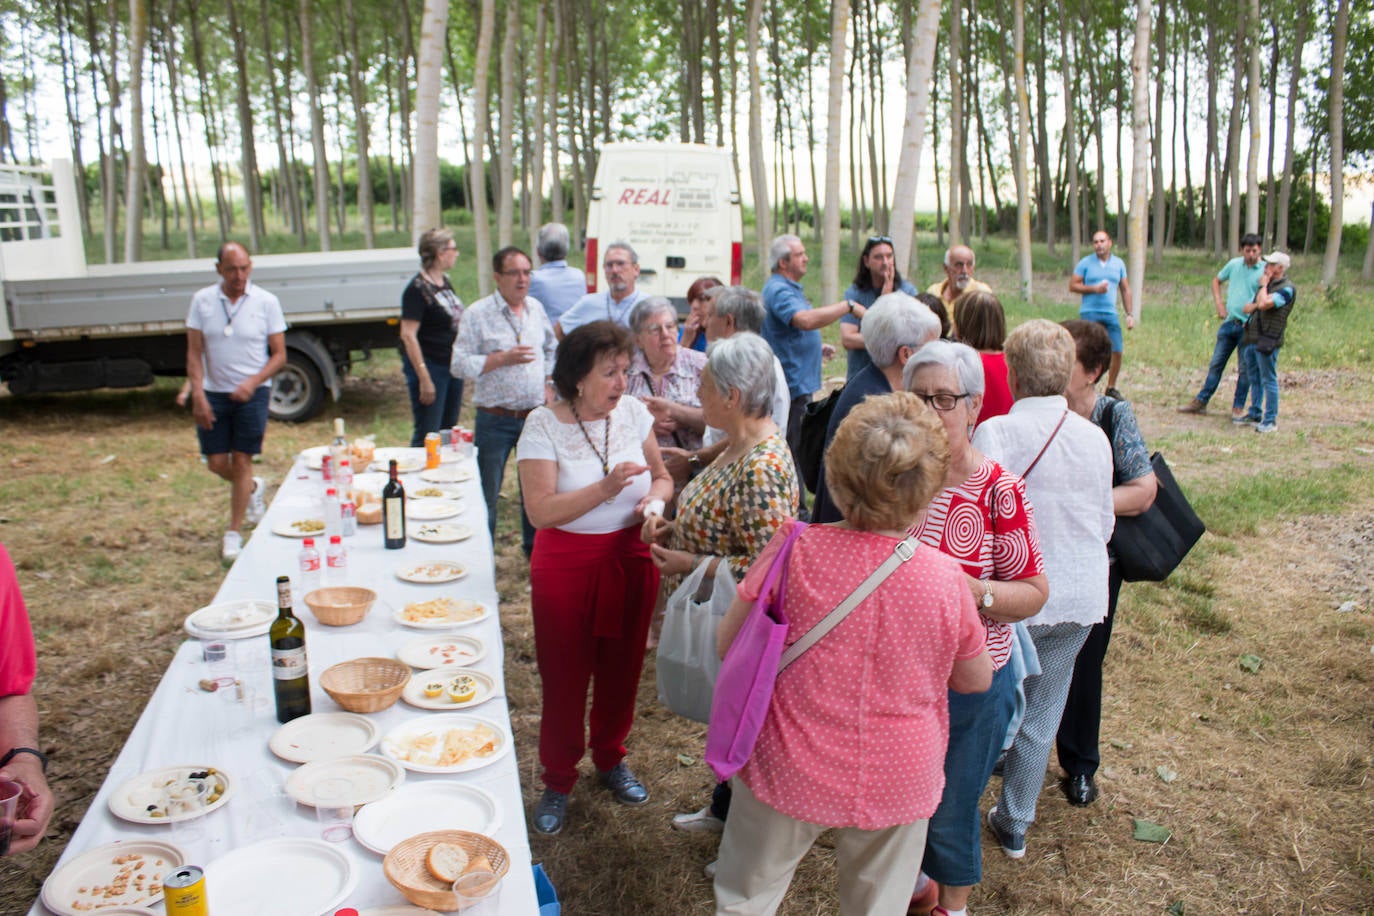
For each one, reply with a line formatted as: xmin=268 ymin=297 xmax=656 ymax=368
xmin=403 ymin=357 xmax=464 ymax=448
xmin=474 ymin=409 xmax=536 ymax=557
xmin=1243 ymin=343 xmax=1280 ymax=425
xmin=1195 ymin=319 xmax=1249 ymax=408
xmin=921 ymin=661 xmax=1017 ymax=885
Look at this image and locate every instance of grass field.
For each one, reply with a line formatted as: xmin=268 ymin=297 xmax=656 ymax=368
xmin=2 ymin=238 xmax=1373 ymax=914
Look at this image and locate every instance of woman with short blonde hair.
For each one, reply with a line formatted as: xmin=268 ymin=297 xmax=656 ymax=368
xmin=1003 ymin=319 xmax=1075 ymax=398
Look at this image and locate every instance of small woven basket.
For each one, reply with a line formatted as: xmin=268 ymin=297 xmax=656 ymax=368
xmin=302 ymin=586 xmax=377 ymax=626
xmin=319 ymin=657 xmax=409 ymax=713
xmin=383 ymin=830 xmax=510 ymax=911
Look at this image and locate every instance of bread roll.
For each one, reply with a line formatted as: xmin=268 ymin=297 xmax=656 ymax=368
xmin=357 ymin=503 xmax=383 ymax=525
xmin=426 ymin=842 xmax=470 ymax=883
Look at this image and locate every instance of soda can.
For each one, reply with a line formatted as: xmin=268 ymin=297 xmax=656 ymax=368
xmin=424 ymin=432 xmax=442 ymax=469
xmin=451 ymin=425 xmax=463 ymax=453
xmin=321 ymin=453 xmax=334 ymax=481
xmin=163 ymin=865 xmax=209 ymax=916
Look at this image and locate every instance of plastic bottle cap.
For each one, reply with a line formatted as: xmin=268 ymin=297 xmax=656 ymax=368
xmin=303 ymin=538 xmax=315 ymax=547
xmin=326 ymin=487 xmax=337 ymax=496
xmin=330 ymin=535 xmax=342 ymax=544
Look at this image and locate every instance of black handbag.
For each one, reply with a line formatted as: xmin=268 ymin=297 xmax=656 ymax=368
xmin=1099 ymin=401 xmax=1206 ymax=582
xmin=796 ymin=387 xmax=841 ymax=493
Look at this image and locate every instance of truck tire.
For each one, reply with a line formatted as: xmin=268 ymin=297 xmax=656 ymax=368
xmin=271 ymin=349 xmax=326 ymax=422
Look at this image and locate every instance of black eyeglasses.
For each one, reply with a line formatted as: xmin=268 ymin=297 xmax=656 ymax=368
xmin=914 ymin=392 xmax=969 ymax=412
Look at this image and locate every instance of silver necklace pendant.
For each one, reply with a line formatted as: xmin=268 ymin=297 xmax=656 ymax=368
xmin=223 ymin=325 xmax=234 ymax=337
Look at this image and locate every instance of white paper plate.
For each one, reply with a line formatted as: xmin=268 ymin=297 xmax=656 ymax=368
xmin=420 ymin=466 xmax=475 ymax=484
xmin=379 ymin=714 xmax=511 ymax=774
xmin=395 ymin=561 xmax=468 ymax=584
xmin=183 ymin=617 xmax=271 ymax=641
xmin=272 ymin=517 xmax=328 ymax=538
xmin=353 ymin=782 xmax=502 ymax=855
xmin=407 ymin=484 xmax=463 ymax=500
xmin=41 ymin=839 xmax=186 ymax=916
xmin=393 ymin=597 xmax=489 ymax=629
xmin=269 ymin=712 xmax=380 ymax=763
xmin=349 ymin=471 xmax=390 ymax=494
xmin=107 ymin=766 xmax=233 ymax=825
xmin=371 ymin=448 xmax=425 ymax=473
xmin=284 ymin=754 xmax=406 ymax=807
xmin=396 ymin=634 xmax=487 ymax=669
xmin=300 ymin=445 xmax=331 ymax=470
xmin=185 ymin=598 xmax=275 ymax=634
xmin=411 ymin=522 xmax=474 ymax=544
xmin=204 ymin=838 xmax=357 ymax=916
xmin=402 ymin=668 xmax=497 ymax=710
xmin=405 ymin=499 xmax=463 ymax=521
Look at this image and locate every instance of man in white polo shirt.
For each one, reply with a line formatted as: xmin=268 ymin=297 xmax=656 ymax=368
xmin=185 ymin=241 xmax=287 ymax=560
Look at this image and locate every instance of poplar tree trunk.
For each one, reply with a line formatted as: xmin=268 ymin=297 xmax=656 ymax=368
xmin=1128 ymin=0 xmax=1152 ymax=323
xmin=821 ymin=0 xmax=847 ymax=305
xmin=890 ymin=0 xmax=942 ymax=278
xmin=745 ymin=0 xmax=770 ymax=271
xmin=1012 ymin=0 xmax=1032 ymax=301
xmin=300 ymin=0 xmax=331 ymax=250
xmin=1321 ymin=0 xmax=1348 ymax=285
xmin=471 ymin=0 xmax=495 ymax=297
xmin=122 ymin=0 xmax=147 ymax=261
xmin=412 ymin=0 xmax=447 ymax=236
xmin=497 ymin=0 xmax=519 ymax=248
xmin=1244 ymin=0 xmax=1262 ymax=234
xmin=343 ymin=0 xmax=375 ymax=247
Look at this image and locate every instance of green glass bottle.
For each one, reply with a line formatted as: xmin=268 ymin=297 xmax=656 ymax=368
xmin=270 ymin=575 xmax=311 ymax=723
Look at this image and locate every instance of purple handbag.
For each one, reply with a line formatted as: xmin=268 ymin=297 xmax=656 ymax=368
xmin=705 ymin=521 xmax=807 ymax=783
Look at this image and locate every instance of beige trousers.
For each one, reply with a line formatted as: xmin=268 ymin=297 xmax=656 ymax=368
xmin=713 ymin=777 xmax=928 ymax=916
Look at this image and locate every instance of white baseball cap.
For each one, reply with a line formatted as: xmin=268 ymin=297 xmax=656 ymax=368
xmin=1262 ymin=251 xmax=1291 ymax=270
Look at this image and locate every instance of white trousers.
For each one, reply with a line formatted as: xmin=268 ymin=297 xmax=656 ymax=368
xmin=713 ymin=777 xmax=929 ymax=916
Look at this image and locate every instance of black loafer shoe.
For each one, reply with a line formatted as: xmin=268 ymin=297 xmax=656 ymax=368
xmin=1063 ymin=773 xmax=1098 ymax=807
xmin=598 ymin=762 xmax=649 ymax=805
xmin=533 ymin=788 xmax=569 ymax=834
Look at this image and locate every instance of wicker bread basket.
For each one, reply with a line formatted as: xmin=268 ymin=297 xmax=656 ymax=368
xmin=319 ymin=657 xmax=409 ymax=713
xmin=383 ymin=830 xmax=509 ymax=910
xmin=302 ymin=586 xmax=377 ymax=626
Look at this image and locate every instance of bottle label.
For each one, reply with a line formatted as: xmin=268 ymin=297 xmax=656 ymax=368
xmin=276 ymin=579 xmax=292 ymax=608
xmin=384 ymin=498 xmax=404 ymax=540
xmin=272 ymin=645 xmax=308 ymax=680
xmin=300 ymin=557 xmax=321 ymax=572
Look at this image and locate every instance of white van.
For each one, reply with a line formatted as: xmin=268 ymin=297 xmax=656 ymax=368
xmin=584 ymin=143 xmax=744 ymax=306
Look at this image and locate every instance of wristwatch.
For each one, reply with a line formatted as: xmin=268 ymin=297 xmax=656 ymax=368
xmin=981 ymin=580 xmax=995 ymax=609
xmin=687 ymin=452 xmax=702 ymax=472
xmin=846 ymin=300 xmax=856 ymax=315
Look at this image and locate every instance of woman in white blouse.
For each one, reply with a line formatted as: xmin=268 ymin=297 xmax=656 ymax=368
xmin=517 ymin=320 xmax=675 ymax=836
xmin=970 ymin=319 xmax=1115 ymax=862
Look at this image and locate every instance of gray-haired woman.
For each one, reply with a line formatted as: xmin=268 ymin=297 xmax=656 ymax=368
xmin=626 ymin=296 xmax=708 ymax=450
xmin=399 ymin=227 xmax=464 ymax=446
xmin=643 ymin=332 xmax=799 ymax=835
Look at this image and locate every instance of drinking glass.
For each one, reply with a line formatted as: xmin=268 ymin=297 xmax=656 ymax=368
xmin=0 ymin=778 xmax=22 ymax=857
xmin=165 ymin=779 xmax=212 ymax=862
xmin=452 ymin=870 xmax=502 ymax=914
xmin=312 ymin=778 xmax=355 ymax=843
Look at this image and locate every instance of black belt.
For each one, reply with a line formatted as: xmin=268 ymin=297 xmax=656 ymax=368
xmin=478 ymin=405 xmax=534 ymax=419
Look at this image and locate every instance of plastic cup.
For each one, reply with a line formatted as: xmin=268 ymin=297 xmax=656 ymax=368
xmin=452 ymin=870 xmax=502 ymax=913
xmin=165 ymin=779 xmax=212 ymax=862
xmin=312 ymin=778 xmax=354 ymax=843
xmin=0 ymin=778 xmax=22 ymax=857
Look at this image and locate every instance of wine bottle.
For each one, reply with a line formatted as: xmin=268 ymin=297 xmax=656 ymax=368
xmin=383 ymin=458 xmax=406 ymax=549
xmin=270 ymin=575 xmax=311 ymax=723
xmin=329 ymin=417 xmax=349 ymax=474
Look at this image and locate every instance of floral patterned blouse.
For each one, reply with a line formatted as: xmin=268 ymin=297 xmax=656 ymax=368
xmin=668 ymin=433 xmax=799 ymax=587
xmin=626 ymin=346 xmax=708 ymax=451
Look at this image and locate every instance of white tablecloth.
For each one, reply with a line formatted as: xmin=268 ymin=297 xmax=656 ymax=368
xmin=30 ymin=449 xmax=538 ymax=915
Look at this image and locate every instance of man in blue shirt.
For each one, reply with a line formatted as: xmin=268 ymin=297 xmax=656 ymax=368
xmin=528 ymin=223 xmax=587 ymax=326
xmin=1070 ymin=229 xmax=1133 ymax=398
xmin=762 ymin=234 xmax=866 ymax=510
xmin=1178 ymin=232 xmax=1263 ymax=419
xmin=554 ymin=241 xmax=646 ymax=338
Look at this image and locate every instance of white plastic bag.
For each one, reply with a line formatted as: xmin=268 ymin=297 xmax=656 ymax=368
xmin=656 ymin=558 xmax=736 ymax=723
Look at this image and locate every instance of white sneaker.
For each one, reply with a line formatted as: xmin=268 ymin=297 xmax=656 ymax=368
xmin=672 ymin=805 xmax=725 ymax=833
xmin=246 ymin=476 xmax=267 ymax=523
xmin=222 ymin=530 xmax=243 ymax=561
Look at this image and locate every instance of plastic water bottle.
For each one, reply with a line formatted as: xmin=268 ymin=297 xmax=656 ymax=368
xmin=326 ymin=535 xmax=347 ymax=582
xmin=297 ymin=538 xmax=322 ymax=596
xmin=337 ymin=457 xmax=354 ymax=493
xmin=323 ymin=487 xmax=341 ymax=538
xmin=340 ymin=497 xmax=357 ymax=537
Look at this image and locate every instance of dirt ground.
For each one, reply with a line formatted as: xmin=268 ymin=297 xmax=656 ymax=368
xmin=1 ymin=361 xmax=1372 ymax=915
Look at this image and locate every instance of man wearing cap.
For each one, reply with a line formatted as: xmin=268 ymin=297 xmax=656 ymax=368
xmin=1178 ymin=233 xmax=1264 ymax=420
xmin=1238 ymin=251 xmax=1296 ymax=434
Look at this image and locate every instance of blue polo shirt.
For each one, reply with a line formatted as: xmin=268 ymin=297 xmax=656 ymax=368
xmin=762 ymin=273 xmax=822 ymax=400
xmin=1217 ymin=257 xmax=1265 ymax=322
xmin=1074 ymin=254 xmax=1128 ymax=318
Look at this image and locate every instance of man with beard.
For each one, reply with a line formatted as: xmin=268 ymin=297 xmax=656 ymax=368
xmin=554 ymin=241 xmax=646 ymax=339
xmin=927 ymin=244 xmax=991 ymax=311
